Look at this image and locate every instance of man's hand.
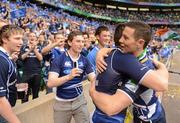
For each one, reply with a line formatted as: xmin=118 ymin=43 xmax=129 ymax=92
xmin=68 ymin=68 xmax=83 ymax=80
xmin=152 ymin=59 xmax=169 ymax=79
xmin=96 ymin=48 xmax=112 ymax=73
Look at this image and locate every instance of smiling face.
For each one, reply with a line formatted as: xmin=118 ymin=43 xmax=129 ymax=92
xmin=96 ymin=30 xmax=110 ymax=48
xmin=119 ymin=26 xmax=139 ymax=54
xmin=54 ymin=34 xmax=65 ymax=48
xmin=0 ymin=25 xmax=24 ymax=55
xmin=5 ymin=34 xmax=23 ymax=54
xmin=68 ymin=35 xmax=85 ymax=54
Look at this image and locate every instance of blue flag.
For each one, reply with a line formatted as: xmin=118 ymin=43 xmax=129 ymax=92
xmin=10 ymin=8 xmax=26 ymax=19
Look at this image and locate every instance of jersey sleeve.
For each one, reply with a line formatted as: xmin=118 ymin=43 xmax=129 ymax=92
xmin=84 ymin=57 xmax=95 ymax=74
xmin=0 ymin=58 xmax=8 ymax=97
xmin=117 ymin=81 xmax=139 ymax=102
xmin=87 ymin=51 xmax=96 ymax=71
xmin=113 ymin=51 xmax=150 ymax=84
xmin=49 ymin=56 xmax=62 ymax=75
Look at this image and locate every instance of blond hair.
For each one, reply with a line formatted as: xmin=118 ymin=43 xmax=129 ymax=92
xmin=0 ymin=25 xmax=24 ymax=46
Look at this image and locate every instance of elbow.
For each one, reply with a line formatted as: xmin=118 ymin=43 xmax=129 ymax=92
xmin=157 ymin=80 xmax=168 ymax=91
xmin=103 ymin=105 xmax=120 ymax=116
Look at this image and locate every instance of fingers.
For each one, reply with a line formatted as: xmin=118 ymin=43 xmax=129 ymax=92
xmin=70 ymin=68 xmax=83 ymax=78
xmin=152 ymin=59 xmax=164 ymax=69
xmin=96 ymin=58 xmax=107 ymax=73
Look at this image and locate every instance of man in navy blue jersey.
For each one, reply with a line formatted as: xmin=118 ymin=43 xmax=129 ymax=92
xmin=0 ymin=25 xmax=23 ymax=123
xmin=90 ymin=22 xmax=168 ymax=123
xmin=87 ymin=26 xmax=110 ymax=71
xmin=20 ymin=32 xmax=43 ymax=102
xmin=47 ymin=31 xmax=95 ymax=123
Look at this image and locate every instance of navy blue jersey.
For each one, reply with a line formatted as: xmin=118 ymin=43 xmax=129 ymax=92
xmin=94 ymin=49 xmax=151 ymax=122
xmin=87 ymin=46 xmax=99 ymax=71
xmin=96 ymin=49 xmax=150 ymax=95
xmin=50 ymin=51 xmax=94 ymax=99
xmin=20 ymin=44 xmax=42 ymax=74
xmin=43 ymin=47 xmax=66 ymax=80
xmin=120 ymin=50 xmax=162 ymax=121
xmin=0 ymin=48 xmax=17 ymax=106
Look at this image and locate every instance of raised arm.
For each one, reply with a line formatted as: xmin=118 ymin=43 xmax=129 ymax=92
xmin=96 ymin=48 xmax=113 ymax=73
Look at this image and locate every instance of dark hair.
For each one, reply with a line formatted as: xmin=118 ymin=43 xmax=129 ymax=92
xmin=54 ymin=32 xmax=63 ymax=39
xmin=0 ymin=25 xmax=24 ymax=46
xmin=95 ymin=26 xmax=109 ymax=36
xmin=83 ymin=32 xmax=89 ymax=38
xmin=124 ymin=21 xmax=152 ymax=49
xmin=114 ymin=24 xmax=123 ymax=47
xmin=66 ymin=31 xmax=83 ymax=49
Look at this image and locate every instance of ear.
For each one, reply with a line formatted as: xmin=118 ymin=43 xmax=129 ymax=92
xmin=67 ymin=40 xmax=72 ymax=47
xmin=137 ymin=39 xmax=145 ymax=46
xmin=95 ymin=35 xmax=100 ymax=41
xmin=2 ymin=37 xmax=8 ymax=44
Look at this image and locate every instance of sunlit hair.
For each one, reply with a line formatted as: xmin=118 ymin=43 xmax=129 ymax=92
xmin=66 ymin=31 xmax=83 ymax=49
xmin=124 ymin=21 xmax=152 ymax=49
xmin=95 ymin=26 xmax=109 ymax=36
xmin=0 ymin=25 xmax=24 ymax=46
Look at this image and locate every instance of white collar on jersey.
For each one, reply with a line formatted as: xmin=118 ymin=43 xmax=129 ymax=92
xmin=66 ymin=50 xmax=81 ymax=62
xmin=0 ymin=46 xmax=9 ymax=57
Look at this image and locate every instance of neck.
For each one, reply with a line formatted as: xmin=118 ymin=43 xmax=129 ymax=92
xmin=133 ymin=48 xmax=144 ymax=57
xmin=1 ymin=45 xmax=11 ymax=55
xmin=68 ymin=49 xmax=79 ymax=60
xmin=98 ymin=43 xmax=104 ymax=49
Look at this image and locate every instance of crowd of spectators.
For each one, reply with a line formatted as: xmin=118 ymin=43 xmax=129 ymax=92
xmin=136 ymin=0 xmax=180 ymax=3
xmin=54 ymin=0 xmax=180 ymax=24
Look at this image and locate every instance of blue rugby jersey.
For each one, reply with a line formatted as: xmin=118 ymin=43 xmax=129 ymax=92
xmin=20 ymin=44 xmax=42 ymax=74
xmin=87 ymin=46 xmax=99 ymax=71
xmin=0 ymin=47 xmax=17 ymax=106
xmin=120 ymin=50 xmax=163 ymax=121
xmin=50 ymin=51 xmax=94 ymax=100
xmin=93 ymin=49 xmax=151 ymax=122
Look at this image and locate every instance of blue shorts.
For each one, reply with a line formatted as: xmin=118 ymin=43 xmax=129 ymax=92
xmin=92 ymin=109 xmax=125 ymax=123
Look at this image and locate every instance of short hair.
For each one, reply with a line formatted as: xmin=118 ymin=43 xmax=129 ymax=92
xmin=114 ymin=24 xmax=123 ymax=47
xmin=83 ymin=32 xmax=89 ymax=38
xmin=66 ymin=31 xmax=83 ymax=49
xmin=54 ymin=32 xmax=63 ymax=39
xmin=95 ymin=26 xmax=109 ymax=36
xmin=124 ymin=21 xmax=152 ymax=49
xmin=0 ymin=25 xmax=24 ymax=46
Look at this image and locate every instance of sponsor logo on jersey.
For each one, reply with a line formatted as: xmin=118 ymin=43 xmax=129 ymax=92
xmin=78 ymin=61 xmax=84 ymax=67
xmin=63 ymin=69 xmax=71 ymax=74
xmin=64 ymin=61 xmax=72 ymax=67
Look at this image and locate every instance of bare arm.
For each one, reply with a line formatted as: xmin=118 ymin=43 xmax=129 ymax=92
xmin=0 ymin=97 xmax=21 ymax=123
xmin=96 ymin=48 xmax=113 ymax=73
xmin=33 ymin=48 xmax=43 ymax=61
xmin=47 ymin=68 xmax=82 ymax=88
xmin=87 ymin=72 xmax=96 ymax=83
xmin=41 ymin=42 xmax=57 ymax=55
xmin=21 ymin=50 xmax=31 ymax=60
xmin=141 ymin=60 xmax=168 ymax=91
xmin=90 ymin=82 xmax=132 ymax=116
